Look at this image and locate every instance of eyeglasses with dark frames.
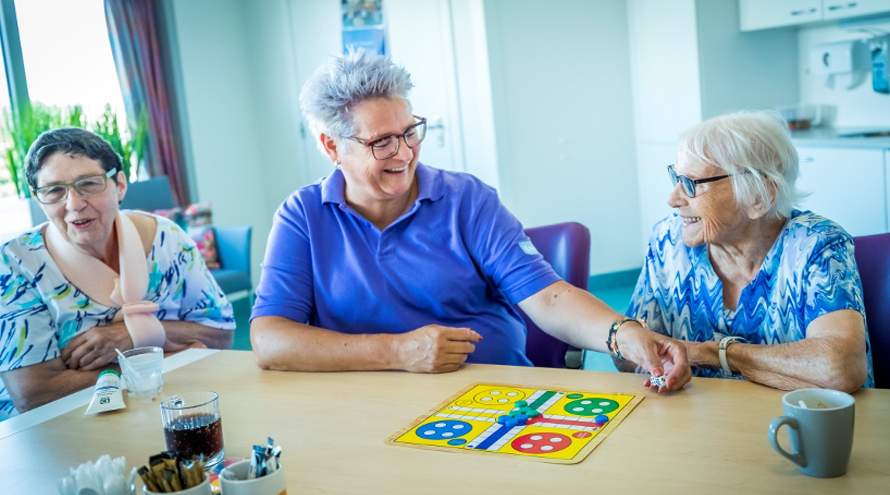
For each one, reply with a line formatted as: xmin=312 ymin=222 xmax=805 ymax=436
xmin=33 ymin=168 xmax=118 ymax=205
xmin=348 ymin=116 xmax=427 ymax=160
xmin=667 ymin=164 xmax=733 ymax=198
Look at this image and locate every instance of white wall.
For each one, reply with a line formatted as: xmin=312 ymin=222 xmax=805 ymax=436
xmin=626 ymin=0 xmax=799 ymax=248
xmin=798 ymin=16 xmax=890 ymax=128
xmin=696 ymin=0 xmax=799 ymax=119
xmin=484 ymin=0 xmax=642 ymax=274
xmin=168 ymin=0 xmax=274 ymax=282
xmin=627 ymin=0 xmax=701 ymax=246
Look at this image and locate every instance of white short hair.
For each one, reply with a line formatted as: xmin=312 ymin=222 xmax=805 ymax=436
xmin=679 ymin=111 xmax=803 ymax=218
xmin=299 ymin=50 xmax=413 ymax=146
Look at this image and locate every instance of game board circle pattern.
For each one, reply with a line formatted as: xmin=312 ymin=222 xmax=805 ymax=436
xmin=564 ymin=397 xmax=618 ymax=416
xmin=511 ymin=433 xmax=571 ymax=454
xmin=416 ymin=420 xmax=472 ymax=440
xmin=473 ymin=388 xmax=526 ymax=405
xmin=447 ymin=438 xmax=467 ymax=446
xmin=566 ymin=393 xmax=584 ymax=399
xmin=572 ymin=431 xmax=593 ymax=439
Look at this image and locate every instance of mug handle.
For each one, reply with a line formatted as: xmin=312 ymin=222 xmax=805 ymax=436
xmin=768 ymin=415 xmax=806 ymax=467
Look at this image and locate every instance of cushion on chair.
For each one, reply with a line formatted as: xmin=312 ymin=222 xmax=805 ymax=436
xmin=210 ymin=269 xmax=251 ymax=295
xmin=184 ymin=203 xmax=221 ymax=269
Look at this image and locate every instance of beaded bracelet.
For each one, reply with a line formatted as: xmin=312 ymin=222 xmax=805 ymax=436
xmin=606 ymin=318 xmax=642 ymax=361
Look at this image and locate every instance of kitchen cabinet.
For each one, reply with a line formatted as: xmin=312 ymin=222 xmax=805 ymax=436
xmin=740 ymin=0 xmax=822 ymax=31
xmin=795 ymin=146 xmax=887 ymax=236
xmin=740 ymin=0 xmax=890 ymax=31
xmin=823 ymin=0 xmax=890 ymax=20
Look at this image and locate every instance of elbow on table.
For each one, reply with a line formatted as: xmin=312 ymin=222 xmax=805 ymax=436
xmin=249 ymin=324 xmax=275 ymax=370
xmin=8 ymin=390 xmax=46 ymax=414
xmin=815 ymin=350 xmax=868 ymax=393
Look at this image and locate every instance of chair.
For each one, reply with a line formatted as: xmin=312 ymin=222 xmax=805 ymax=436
xmin=120 ymin=176 xmax=178 ymax=211
xmin=212 ymin=225 xmax=252 ymax=296
xmin=853 ymin=233 xmax=890 ymax=388
xmin=520 ymin=222 xmax=591 ymax=368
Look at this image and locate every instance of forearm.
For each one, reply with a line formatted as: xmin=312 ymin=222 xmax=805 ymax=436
xmin=250 ymin=317 xmax=402 ymax=371
xmin=691 ymin=338 xmax=866 ymax=392
xmin=518 ymin=281 xmax=620 ymax=353
xmin=163 ymin=321 xmax=233 ymax=349
xmin=1 ymin=359 xmax=105 ymax=412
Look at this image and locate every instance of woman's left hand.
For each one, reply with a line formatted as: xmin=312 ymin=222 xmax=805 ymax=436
xmin=60 ymin=323 xmax=134 ymax=370
xmin=617 ymin=323 xmax=692 ymax=393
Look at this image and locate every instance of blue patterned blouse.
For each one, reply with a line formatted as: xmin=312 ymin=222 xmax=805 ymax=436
xmin=627 ymin=210 xmax=874 ymax=386
xmin=0 ymin=213 xmax=235 ymax=420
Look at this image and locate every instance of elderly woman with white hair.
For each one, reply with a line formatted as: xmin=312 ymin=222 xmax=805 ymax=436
xmin=250 ymin=50 xmax=691 ymax=391
xmin=626 ymin=111 xmax=873 ymax=392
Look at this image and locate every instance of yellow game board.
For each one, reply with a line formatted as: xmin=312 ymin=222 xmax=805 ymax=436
xmin=389 ymin=383 xmax=643 ymax=464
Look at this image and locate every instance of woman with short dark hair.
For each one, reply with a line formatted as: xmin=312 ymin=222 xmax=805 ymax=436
xmin=0 ymin=127 xmax=234 ymax=420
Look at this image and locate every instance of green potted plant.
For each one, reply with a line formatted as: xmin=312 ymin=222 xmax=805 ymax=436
xmin=0 ymin=103 xmax=148 ymax=231
xmin=1 ymin=103 xmax=147 ymax=198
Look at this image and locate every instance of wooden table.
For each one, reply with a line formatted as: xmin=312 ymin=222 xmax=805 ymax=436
xmin=1 ymin=350 xmax=888 ymax=494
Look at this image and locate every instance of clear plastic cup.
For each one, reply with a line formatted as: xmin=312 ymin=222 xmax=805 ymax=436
xmin=119 ymin=346 xmax=164 ymax=399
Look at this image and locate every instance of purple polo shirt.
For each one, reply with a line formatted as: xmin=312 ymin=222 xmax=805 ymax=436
xmin=251 ymin=164 xmax=560 ymax=366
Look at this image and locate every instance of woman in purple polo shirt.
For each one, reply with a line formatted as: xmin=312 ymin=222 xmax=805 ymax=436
xmin=250 ymin=50 xmax=690 ymax=392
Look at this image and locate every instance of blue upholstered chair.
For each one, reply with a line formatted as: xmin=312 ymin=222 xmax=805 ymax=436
xmin=520 ymin=222 xmax=591 ymax=368
xmin=853 ymin=233 xmax=890 ymax=388
xmin=212 ymin=226 xmax=252 ymax=296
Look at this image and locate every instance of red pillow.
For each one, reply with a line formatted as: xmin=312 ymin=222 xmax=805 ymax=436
xmin=183 ymin=203 xmax=220 ymax=269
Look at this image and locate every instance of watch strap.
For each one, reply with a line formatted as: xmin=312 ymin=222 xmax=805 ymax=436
xmin=718 ymin=336 xmax=747 ymax=375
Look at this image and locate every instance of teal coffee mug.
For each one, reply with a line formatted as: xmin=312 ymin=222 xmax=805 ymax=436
xmin=768 ymin=388 xmax=855 ymax=478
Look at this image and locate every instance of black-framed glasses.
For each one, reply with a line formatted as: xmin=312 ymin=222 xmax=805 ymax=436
xmin=667 ymin=164 xmax=732 ymax=198
xmin=348 ymin=115 xmax=427 ymax=160
xmin=33 ymin=168 xmax=118 ymax=205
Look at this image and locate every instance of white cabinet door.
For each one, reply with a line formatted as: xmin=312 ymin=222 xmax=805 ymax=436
xmin=823 ymin=0 xmax=890 ymax=20
xmin=796 ymin=147 xmax=887 ymax=236
xmin=739 ymin=0 xmax=822 ymax=31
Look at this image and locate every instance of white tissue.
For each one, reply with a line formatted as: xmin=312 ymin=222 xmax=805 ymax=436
xmin=57 ymin=455 xmax=133 ymax=495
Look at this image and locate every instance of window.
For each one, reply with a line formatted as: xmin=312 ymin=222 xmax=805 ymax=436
xmin=15 ymin=0 xmax=126 ymax=125
xmin=0 ymin=51 xmax=12 ymax=200
xmin=0 ymin=0 xmax=126 ymax=200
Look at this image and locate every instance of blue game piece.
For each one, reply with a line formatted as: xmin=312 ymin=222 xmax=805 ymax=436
xmin=595 ymin=414 xmax=609 ymax=424
xmin=497 ymin=415 xmax=510 ymax=425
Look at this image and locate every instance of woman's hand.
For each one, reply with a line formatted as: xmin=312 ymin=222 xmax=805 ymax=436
xmin=395 ymin=325 xmax=483 ymax=373
xmin=60 ymin=323 xmax=134 ymax=371
xmin=617 ymin=323 xmax=692 ymax=392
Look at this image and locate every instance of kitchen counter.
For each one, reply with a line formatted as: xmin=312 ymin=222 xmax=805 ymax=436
xmin=792 ymin=128 xmax=890 ymax=149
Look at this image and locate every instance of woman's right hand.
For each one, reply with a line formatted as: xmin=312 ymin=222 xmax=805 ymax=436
xmin=60 ymin=322 xmax=134 ymax=370
xmin=617 ymin=323 xmax=692 ymax=392
xmin=395 ymin=325 xmax=483 ymax=373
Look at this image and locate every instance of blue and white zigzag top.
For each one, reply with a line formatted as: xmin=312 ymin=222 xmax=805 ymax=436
xmin=627 ymin=209 xmax=874 ymax=386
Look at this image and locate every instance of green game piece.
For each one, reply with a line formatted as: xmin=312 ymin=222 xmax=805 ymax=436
xmin=567 ymin=393 xmax=584 ymax=399
xmin=514 ymin=400 xmax=528 ymax=408
xmin=527 ymin=409 xmax=541 ymax=418
xmin=564 ymin=398 xmax=619 ymax=416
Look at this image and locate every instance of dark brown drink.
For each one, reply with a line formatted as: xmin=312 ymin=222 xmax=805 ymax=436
xmin=163 ymin=413 xmax=224 ymax=460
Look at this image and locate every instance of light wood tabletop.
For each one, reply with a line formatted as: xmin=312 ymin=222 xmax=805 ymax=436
xmin=1 ymin=350 xmax=888 ymax=494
